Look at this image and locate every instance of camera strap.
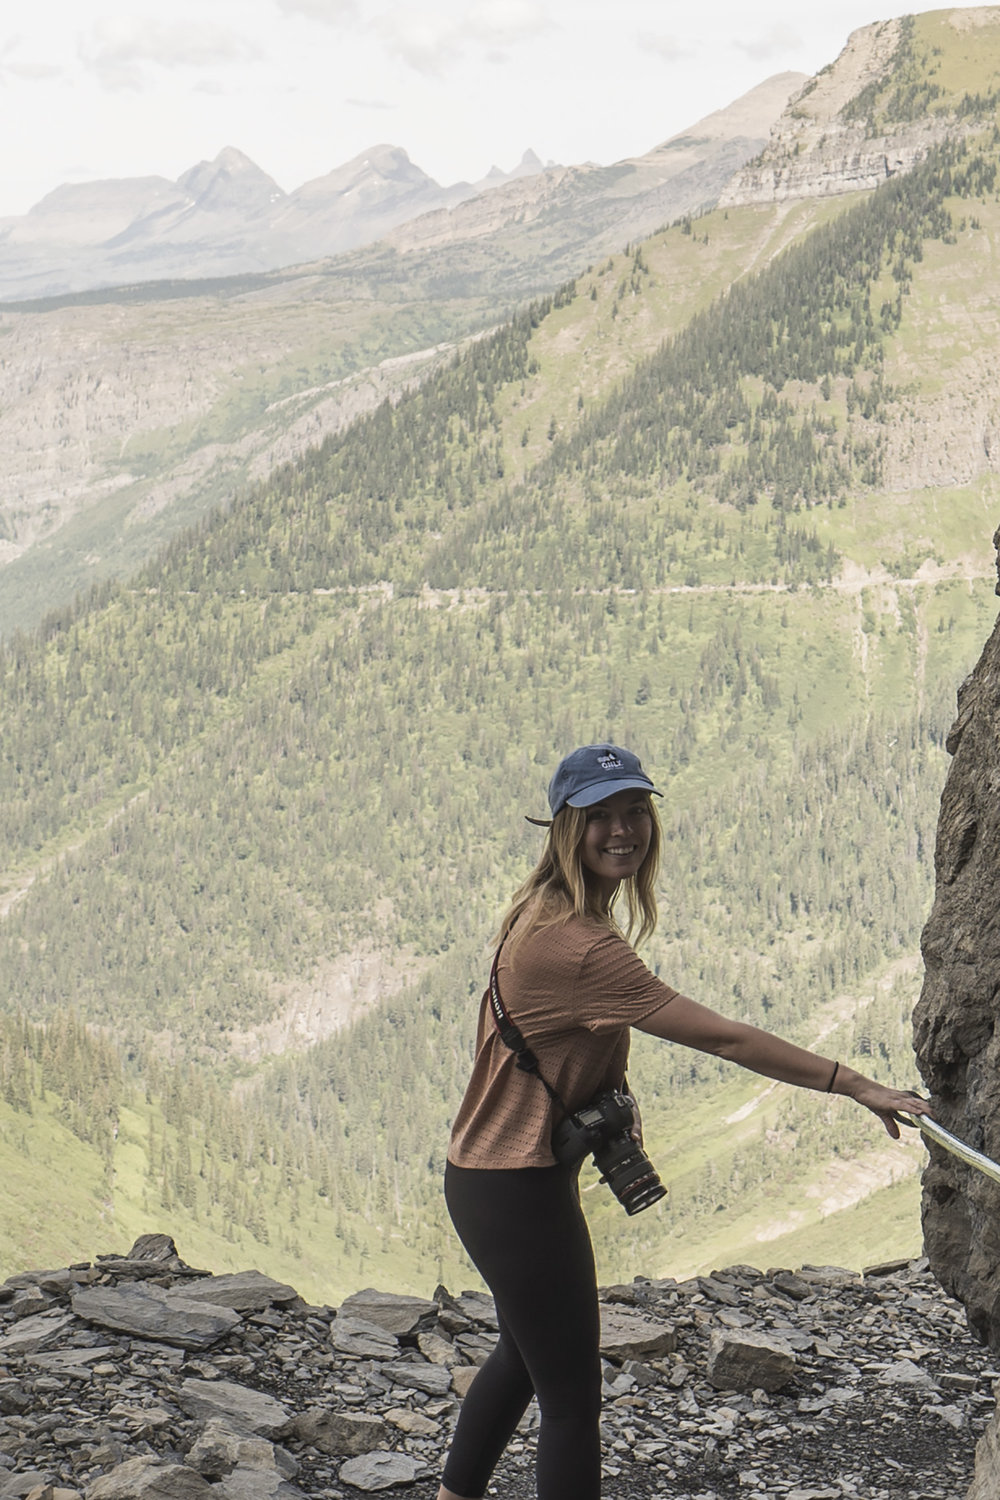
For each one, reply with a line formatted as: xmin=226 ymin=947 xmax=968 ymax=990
xmin=488 ymin=938 xmax=567 ymax=1113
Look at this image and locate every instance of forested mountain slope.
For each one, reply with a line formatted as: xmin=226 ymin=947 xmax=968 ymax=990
xmin=4 ymin=24 xmax=1000 ymax=1302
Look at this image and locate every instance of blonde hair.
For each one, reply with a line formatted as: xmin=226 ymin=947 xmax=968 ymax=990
xmin=498 ymin=796 xmax=661 ymax=951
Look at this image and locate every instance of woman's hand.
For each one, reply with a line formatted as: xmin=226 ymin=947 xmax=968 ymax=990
xmin=837 ymin=1073 xmax=934 ymax=1139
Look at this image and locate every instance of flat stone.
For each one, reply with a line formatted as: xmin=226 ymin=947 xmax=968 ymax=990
xmin=876 ymin=1359 xmax=937 ymax=1389
xmin=1 ymin=1477 xmax=57 ymax=1500
xmin=28 ymin=1348 xmax=118 ymax=1377
xmin=85 ymin=1459 xmax=214 ymax=1499
xmin=328 ymin=1315 xmax=399 ymax=1359
xmin=453 ymin=1292 xmax=498 ymax=1329
xmin=452 ymin=1366 xmax=480 ymax=1399
xmin=0 ymin=1313 xmax=77 ymax=1357
xmin=338 ymin=1452 xmax=423 ymax=1491
xmin=795 ymin=1265 xmax=861 ymax=1288
xmin=177 ymin=1378 xmax=292 ymax=1437
xmin=416 ymin=1331 xmax=455 ymax=1366
xmin=706 ymin=1329 xmax=796 ymax=1392
xmin=384 ymin=1409 xmax=440 ymax=1437
xmin=381 ymin=1359 xmax=454 ymax=1396
xmin=188 ymin=1419 xmax=299 ymax=1478
xmin=599 ymin=1306 xmax=676 ymax=1360
xmin=178 ymin=1272 xmax=299 ymax=1313
xmin=291 ymin=1409 xmax=391 ymax=1456
xmin=769 ymin=1271 xmax=813 ymax=1301
xmin=337 ymin=1290 xmax=437 ymax=1337
xmin=72 ymin=1286 xmax=240 ymax=1351
xmin=214 ymin=1474 xmax=308 ymax=1500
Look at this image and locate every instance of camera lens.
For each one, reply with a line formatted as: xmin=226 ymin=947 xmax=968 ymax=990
xmin=593 ymin=1136 xmax=668 ymax=1216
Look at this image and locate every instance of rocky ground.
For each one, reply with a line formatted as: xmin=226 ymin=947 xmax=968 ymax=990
xmin=0 ymin=1235 xmax=996 ymax=1500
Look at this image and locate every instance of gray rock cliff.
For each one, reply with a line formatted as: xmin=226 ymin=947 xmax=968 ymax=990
xmin=914 ymin=530 xmax=1000 ymax=1352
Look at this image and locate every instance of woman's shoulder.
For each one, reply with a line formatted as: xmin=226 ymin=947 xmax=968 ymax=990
xmin=512 ymin=912 xmax=616 ymax=964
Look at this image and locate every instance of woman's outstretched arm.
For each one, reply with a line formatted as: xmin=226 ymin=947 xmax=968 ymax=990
xmin=634 ymin=994 xmax=933 ymax=1138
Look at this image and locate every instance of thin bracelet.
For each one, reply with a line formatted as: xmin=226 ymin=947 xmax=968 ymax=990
xmin=825 ymin=1060 xmax=840 ymax=1093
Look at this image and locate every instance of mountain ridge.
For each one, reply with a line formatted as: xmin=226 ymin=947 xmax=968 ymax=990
xmin=0 ymin=73 xmax=802 ymax=304
xmin=0 ymin=143 xmax=545 ymax=303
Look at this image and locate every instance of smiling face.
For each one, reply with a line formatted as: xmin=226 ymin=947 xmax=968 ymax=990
xmin=577 ymin=789 xmax=654 ymax=899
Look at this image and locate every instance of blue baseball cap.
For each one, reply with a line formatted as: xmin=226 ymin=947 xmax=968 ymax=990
xmin=528 ymin=744 xmax=662 ymax=824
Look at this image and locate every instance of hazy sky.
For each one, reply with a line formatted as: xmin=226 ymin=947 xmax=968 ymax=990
xmin=0 ymin=0 xmax=943 ymax=217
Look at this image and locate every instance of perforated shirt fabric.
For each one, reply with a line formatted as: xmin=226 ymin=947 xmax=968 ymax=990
xmin=447 ymin=915 xmax=678 ymax=1169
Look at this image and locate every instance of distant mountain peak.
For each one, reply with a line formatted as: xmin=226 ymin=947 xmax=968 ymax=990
xmin=292 ymin=144 xmax=438 ymax=203
xmin=175 ymin=149 xmax=285 ymax=216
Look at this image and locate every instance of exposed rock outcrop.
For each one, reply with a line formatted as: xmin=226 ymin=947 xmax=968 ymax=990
xmin=720 ymin=14 xmax=984 ymax=207
xmin=914 ymin=531 xmax=1000 ymax=1351
xmin=0 ymin=1237 xmax=994 ymax=1498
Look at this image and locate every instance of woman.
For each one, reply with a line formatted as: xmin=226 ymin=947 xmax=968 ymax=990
xmin=438 ymin=743 xmax=931 ymax=1500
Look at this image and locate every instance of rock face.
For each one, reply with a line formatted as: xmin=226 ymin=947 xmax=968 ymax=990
xmin=0 ymin=1238 xmax=995 ymax=1499
xmin=914 ymin=532 xmax=1000 ymax=1352
xmin=720 ymin=14 xmax=982 ymax=207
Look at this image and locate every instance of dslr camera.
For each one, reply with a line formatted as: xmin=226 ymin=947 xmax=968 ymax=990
xmin=551 ymin=1089 xmax=667 ymax=1216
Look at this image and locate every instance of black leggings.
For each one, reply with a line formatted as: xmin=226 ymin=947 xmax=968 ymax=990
xmin=441 ymin=1161 xmax=602 ymax=1500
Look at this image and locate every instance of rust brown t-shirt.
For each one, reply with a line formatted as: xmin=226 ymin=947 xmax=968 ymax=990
xmin=448 ymin=916 xmax=678 ymax=1169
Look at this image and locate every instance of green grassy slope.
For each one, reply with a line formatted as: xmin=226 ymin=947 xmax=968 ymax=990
xmin=3 ymin=122 xmax=1000 ymax=1294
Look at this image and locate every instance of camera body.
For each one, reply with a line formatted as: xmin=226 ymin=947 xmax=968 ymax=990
xmin=551 ymin=1089 xmax=667 ymax=1216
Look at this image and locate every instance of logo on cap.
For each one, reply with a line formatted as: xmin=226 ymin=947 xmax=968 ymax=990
xmin=597 ymin=752 xmax=623 ymax=771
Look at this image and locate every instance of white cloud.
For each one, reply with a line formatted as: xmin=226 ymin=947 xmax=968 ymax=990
xmin=2 ymin=57 xmax=64 ymax=80
xmin=78 ymin=17 xmax=260 ymax=90
xmin=0 ymin=32 xmax=63 ymax=81
xmin=378 ymin=1 xmax=550 ymax=77
xmin=732 ymin=21 xmax=801 ymax=61
xmin=637 ymin=31 xmax=695 ymax=65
